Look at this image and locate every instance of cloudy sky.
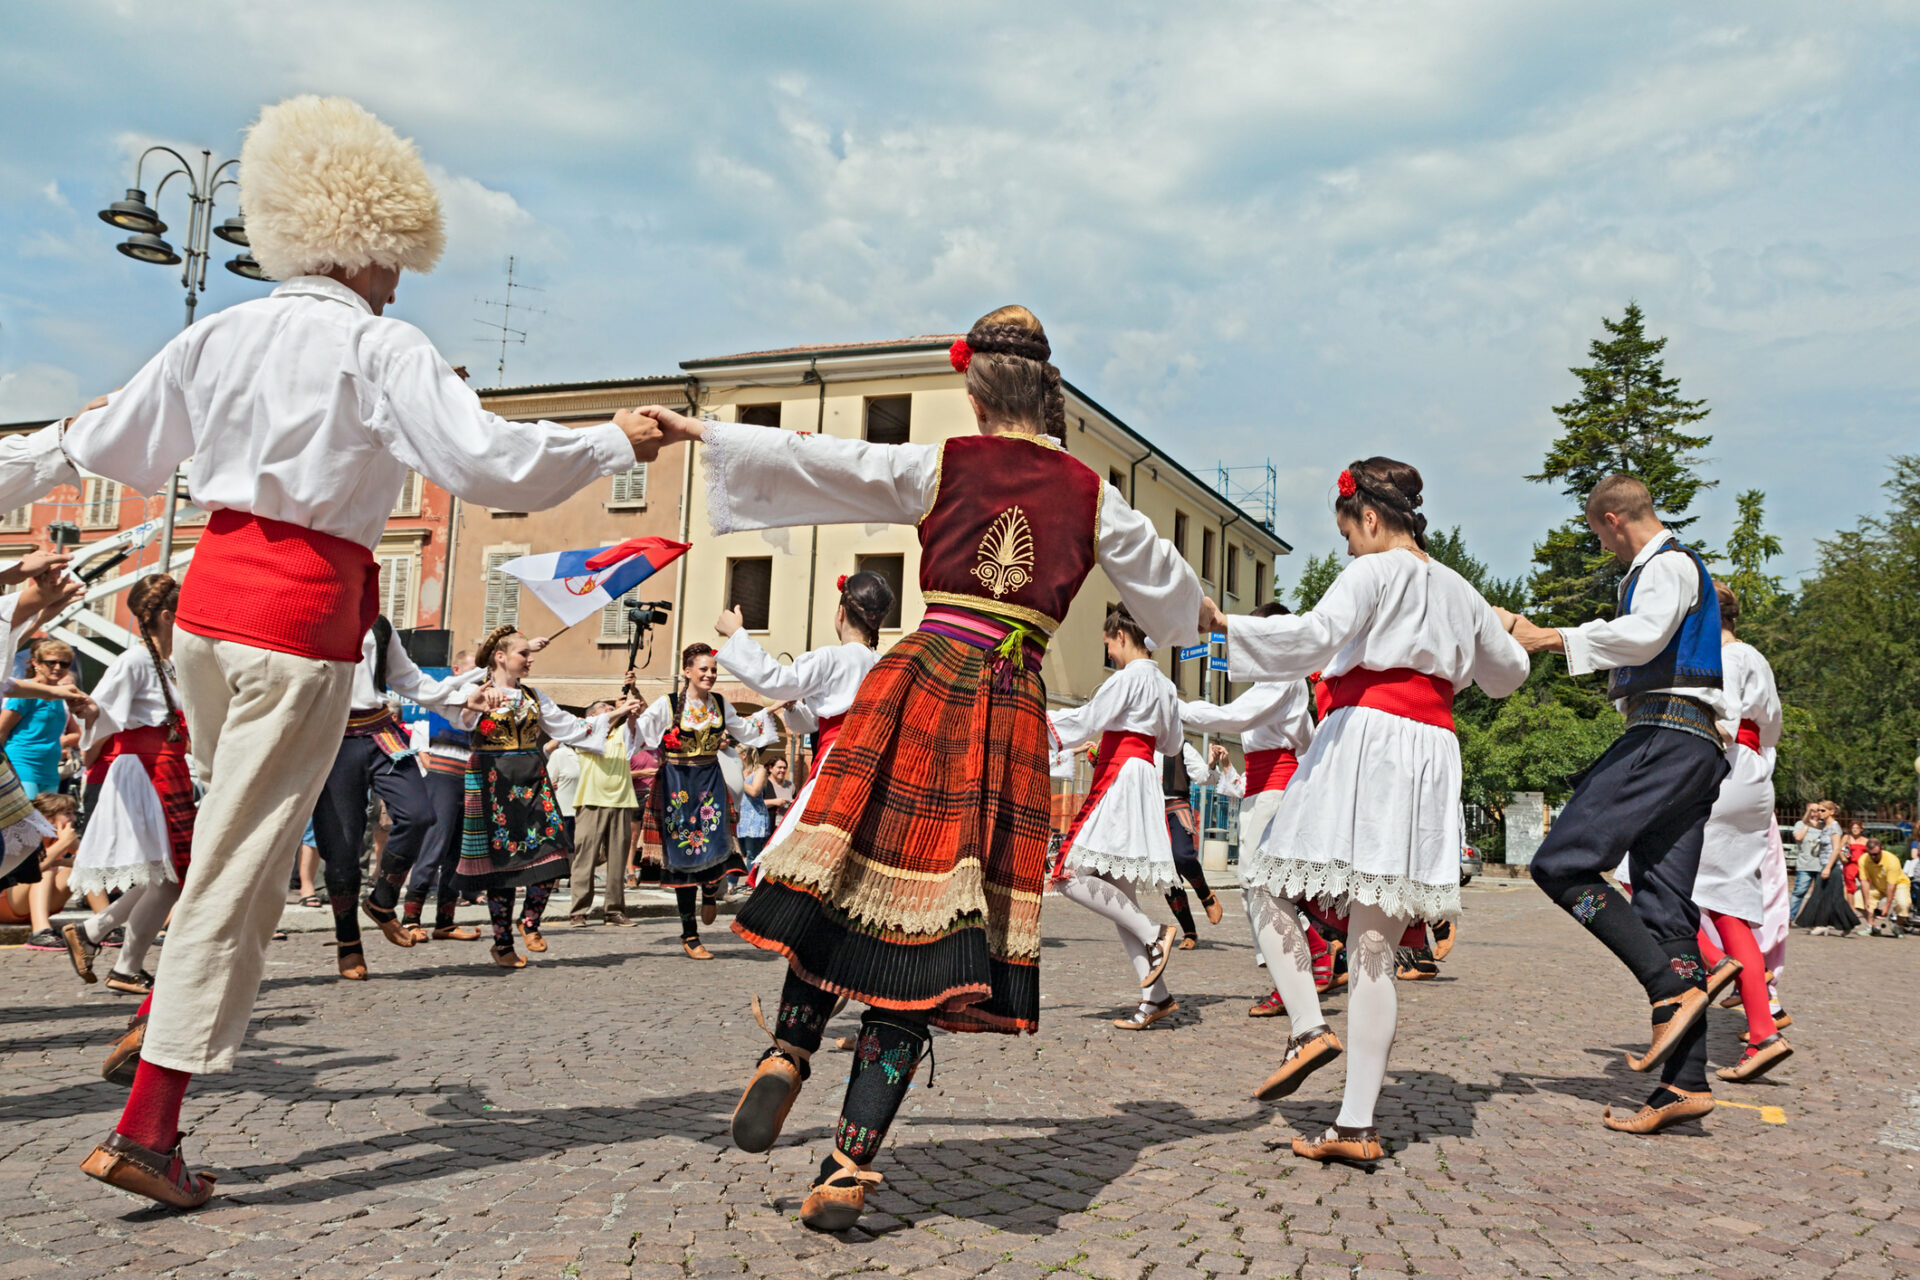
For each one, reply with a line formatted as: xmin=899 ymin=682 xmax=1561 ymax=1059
xmin=3 ymin=2 xmax=1915 ymax=594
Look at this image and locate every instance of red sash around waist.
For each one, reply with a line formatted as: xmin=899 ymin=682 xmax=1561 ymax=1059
xmin=1735 ymin=719 xmax=1761 ymax=752
xmin=85 ymin=716 xmax=190 ymax=788
xmin=1053 ymin=730 xmax=1155 ymax=879
xmin=1243 ymin=747 xmax=1299 ymax=794
xmin=809 ymin=713 xmax=848 ymax=782
xmin=177 ymin=510 xmax=378 ymax=664
xmin=1315 ymin=667 xmax=1456 ymax=731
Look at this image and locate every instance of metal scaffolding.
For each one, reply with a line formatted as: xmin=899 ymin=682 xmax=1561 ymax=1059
xmin=1215 ymin=461 xmax=1277 ymax=531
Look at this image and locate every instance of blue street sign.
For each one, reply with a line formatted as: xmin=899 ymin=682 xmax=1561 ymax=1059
xmin=1178 ymin=643 xmax=1209 ymax=662
xmin=1210 ymin=632 xmax=1227 ymax=644
xmin=1209 ymin=656 xmax=1230 ymax=672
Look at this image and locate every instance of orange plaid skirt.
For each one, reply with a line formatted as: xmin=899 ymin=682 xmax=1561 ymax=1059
xmin=732 ymin=626 xmax=1051 ymax=1033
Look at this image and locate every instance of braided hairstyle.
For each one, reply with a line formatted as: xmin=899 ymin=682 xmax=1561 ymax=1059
xmin=1102 ymin=604 xmax=1150 ymax=651
xmin=126 ymin=573 xmax=183 ymax=741
xmin=838 ymin=570 xmax=894 ymax=647
xmin=475 ymin=623 xmax=519 ymax=680
xmin=1334 ymin=456 xmax=1429 ymax=551
xmin=963 ymin=304 xmax=1067 ymax=444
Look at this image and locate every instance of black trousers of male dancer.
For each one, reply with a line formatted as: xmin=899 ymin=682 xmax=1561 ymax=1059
xmin=310 ymin=736 xmax=434 ymax=955
xmin=403 ymin=765 xmax=467 ymax=929
xmin=1529 ymin=725 xmax=1730 ymax=1093
xmin=1163 ymin=799 xmax=1216 ymax=939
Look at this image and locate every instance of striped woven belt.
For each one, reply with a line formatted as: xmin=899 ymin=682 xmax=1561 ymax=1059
xmin=1622 ymin=693 xmax=1720 ymax=745
xmin=922 ymin=603 xmax=1047 ymax=661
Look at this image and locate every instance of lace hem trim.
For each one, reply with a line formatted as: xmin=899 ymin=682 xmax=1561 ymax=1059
xmin=70 ymin=861 xmax=178 ymax=897
xmin=1239 ymin=853 xmax=1460 ymax=922
xmin=1064 ymin=849 xmax=1176 ymax=889
xmin=704 ymin=422 xmax=741 ymax=537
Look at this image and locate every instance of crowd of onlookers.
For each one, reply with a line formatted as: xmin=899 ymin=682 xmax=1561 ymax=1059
xmin=0 ymin=639 xmax=93 ymax=949
xmin=1788 ymin=801 xmax=1916 ymax=937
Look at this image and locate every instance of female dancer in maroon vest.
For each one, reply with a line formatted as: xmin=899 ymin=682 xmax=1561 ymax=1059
xmin=638 ymin=305 xmax=1200 ymax=1231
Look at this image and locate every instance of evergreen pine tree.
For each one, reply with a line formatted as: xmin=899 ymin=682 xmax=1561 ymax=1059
xmin=1723 ymin=488 xmax=1785 ymax=619
xmin=1526 ymin=302 xmax=1713 ymax=626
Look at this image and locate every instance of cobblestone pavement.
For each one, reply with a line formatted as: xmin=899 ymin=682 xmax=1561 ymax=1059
xmin=5 ymin=880 xmax=1919 ymax=1279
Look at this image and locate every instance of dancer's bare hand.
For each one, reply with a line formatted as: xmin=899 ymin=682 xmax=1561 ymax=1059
xmin=1504 ymin=613 xmax=1564 ymax=655
xmin=1208 ymin=743 xmax=1231 ymax=768
xmin=526 ymin=635 xmax=551 ymax=653
xmin=1197 ymin=597 xmax=1230 ymax=637
xmin=634 ymin=405 xmax=707 ymax=445
xmin=613 ymin=407 xmax=667 ymax=463
xmin=715 ymin=605 xmax=744 ymax=638
xmin=66 ymin=696 xmax=98 ymax=723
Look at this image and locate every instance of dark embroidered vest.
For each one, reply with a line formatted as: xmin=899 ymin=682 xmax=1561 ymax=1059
xmin=470 ymin=686 xmax=546 ymax=753
xmin=1607 ymin=540 xmax=1723 ymax=702
xmin=917 ymin=434 xmax=1103 ymax=633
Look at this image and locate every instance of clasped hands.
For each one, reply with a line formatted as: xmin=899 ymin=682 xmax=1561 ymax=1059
xmin=1491 ymin=608 xmax=1563 ymax=655
xmin=611 ymin=405 xmax=709 ymax=463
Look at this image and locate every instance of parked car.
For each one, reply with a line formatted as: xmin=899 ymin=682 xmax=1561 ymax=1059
xmin=1460 ymin=843 xmax=1483 ymax=886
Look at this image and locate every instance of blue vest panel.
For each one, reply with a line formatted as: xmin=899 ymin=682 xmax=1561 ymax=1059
xmin=1607 ymin=541 xmax=1722 ymax=702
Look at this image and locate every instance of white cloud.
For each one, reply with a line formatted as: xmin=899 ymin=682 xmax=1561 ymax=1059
xmin=0 ymin=364 xmax=81 ymax=423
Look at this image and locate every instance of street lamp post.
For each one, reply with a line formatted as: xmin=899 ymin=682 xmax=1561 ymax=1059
xmin=97 ymin=145 xmax=265 ymax=568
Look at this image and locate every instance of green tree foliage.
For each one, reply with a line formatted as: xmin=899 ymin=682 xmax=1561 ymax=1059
xmin=1764 ymin=456 xmax=1920 ymax=810
xmin=1526 ymin=302 xmax=1714 ymax=626
xmin=1722 ymin=488 xmax=1785 ymax=620
xmin=1428 ymin=526 xmax=1526 ymax=611
xmin=1291 ymin=551 xmax=1341 ymax=611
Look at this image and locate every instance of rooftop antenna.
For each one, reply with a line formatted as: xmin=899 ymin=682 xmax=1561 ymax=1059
xmin=474 ymin=256 xmax=546 ymax=386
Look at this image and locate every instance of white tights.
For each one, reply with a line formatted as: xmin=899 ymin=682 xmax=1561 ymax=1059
xmin=1058 ymin=870 xmax=1170 ymax=1004
xmin=85 ymin=879 xmax=180 ymax=976
xmin=1246 ymin=886 xmax=1403 ymax=1129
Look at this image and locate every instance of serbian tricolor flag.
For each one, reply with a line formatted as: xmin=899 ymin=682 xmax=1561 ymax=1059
xmin=496 ymin=538 xmax=691 ymax=627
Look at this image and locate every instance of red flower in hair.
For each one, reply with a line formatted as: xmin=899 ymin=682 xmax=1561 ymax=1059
xmin=836 ymin=574 xmax=849 ymax=591
xmin=1336 ymin=469 xmax=1357 ymax=498
xmin=949 ymin=339 xmax=972 ymax=373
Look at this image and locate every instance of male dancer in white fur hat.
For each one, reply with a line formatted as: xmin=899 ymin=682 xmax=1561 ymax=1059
xmin=22 ymin=96 xmax=666 ymax=1208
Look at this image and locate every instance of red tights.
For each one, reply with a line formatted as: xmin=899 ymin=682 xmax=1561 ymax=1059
xmin=117 ymin=991 xmax=191 ymax=1151
xmin=1697 ymin=911 xmax=1777 ymax=1043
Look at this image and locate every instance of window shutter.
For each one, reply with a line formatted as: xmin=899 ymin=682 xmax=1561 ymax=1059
xmin=82 ymin=478 xmax=121 ymax=528
xmin=600 ymin=588 xmax=640 ymax=640
xmin=611 ymin=464 xmax=649 ymax=505
xmin=0 ymin=507 xmax=27 ymax=532
xmin=379 ymin=553 xmax=416 ymax=628
xmin=483 ymin=546 xmax=525 ymax=632
xmin=727 ymin=557 xmax=774 ymax=630
xmin=392 ymin=471 xmax=421 ymax=516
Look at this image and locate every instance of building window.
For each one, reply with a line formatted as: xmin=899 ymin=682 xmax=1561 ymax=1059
xmin=1255 ymin=560 xmax=1268 ymax=606
xmin=483 ymin=545 xmax=528 ymax=632
xmin=600 ymin=588 xmax=649 ymax=640
xmin=1201 ymin=528 xmax=1216 ymax=583
xmin=854 ymin=554 xmax=905 ymax=630
xmin=1102 ymin=600 xmax=1119 ymax=669
xmin=728 ymin=557 xmax=774 ymax=631
xmin=864 ymin=395 xmax=912 ymax=445
xmin=738 ymin=404 xmax=781 ymax=428
xmin=1172 ymin=510 xmax=1188 ymax=558
xmin=392 ymin=471 xmax=421 ymax=517
xmin=1226 ymin=544 xmax=1240 ymax=598
xmin=1108 ymin=467 xmax=1125 ymax=497
xmin=81 ymin=478 xmax=121 ymax=530
xmin=609 ymin=464 xmax=649 ymax=508
xmin=0 ymin=506 xmax=28 ymax=533
xmin=378 ymin=551 xmax=417 ymax=627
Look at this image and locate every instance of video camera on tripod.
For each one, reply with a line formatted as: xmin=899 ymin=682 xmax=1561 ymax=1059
xmin=621 ymin=600 xmax=673 ymax=696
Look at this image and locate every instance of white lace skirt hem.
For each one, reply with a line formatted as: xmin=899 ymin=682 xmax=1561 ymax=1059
xmin=1063 ymin=849 xmax=1176 ymax=890
xmin=1240 ymin=852 xmax=1460 ymax=923
xmin=1062 ymin=758 xmax=1173 ymax=889
xmin=70 ymin=859 xmax=177 ymax=897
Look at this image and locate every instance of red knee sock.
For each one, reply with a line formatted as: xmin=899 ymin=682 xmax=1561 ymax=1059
xmin=1704 ymin=910 xmax=1776 ymax=1043
xmin=1695 ymin=927 xmax=1726 ymax=970
xmin=136 ymin=991 xmax=154 ymax=1020
xmin=117 ymin=1059 xmax=191 ymax=1151
xmin=1305 ymin=923 xmax=1329 ymax=961
xmin=1399 ymin=921 xmax=1428 ymax=949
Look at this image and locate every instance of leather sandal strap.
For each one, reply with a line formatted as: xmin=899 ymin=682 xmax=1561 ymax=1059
xmin=748 ymin=993 xmax=810 ymax=1063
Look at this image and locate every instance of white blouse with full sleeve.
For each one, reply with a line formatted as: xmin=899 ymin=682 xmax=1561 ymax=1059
xmin=1224 ymin=549 xmax=1530 ymax=921
xmin=1694 ymin=640 xmax=1784 ymax=923
xmin=1046 ymin=658 xmax=1184 ymax=887
xmin=699 ymin=422 xmax=1203 ymax=652
xmin=456 ymin=686 xmax=611 ymax=754
xmin=1179 ymin=681 xmax=1315 ymax=759
xmin=629 ymin=691 xmax=779 ymax=755
xmin=71 ymin=649 xmax=189 ymax=896
xmin=718 ymin=630 xmax=880 ymax=862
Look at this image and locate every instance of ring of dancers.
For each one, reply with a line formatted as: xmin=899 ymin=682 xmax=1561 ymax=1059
xmin=630 ymin=644 xmax=779 ymax=958
xmin=32 ymin=95 xmax=666 ymax=1209
xmin=60 ymin=576 xmax=194 ymax=1000
xmin=638 ymin=305 xmax=1199 ymax=1231
xmin=714 ymin=570 xmax=894 ymax=880
xmin=1209 ymin=457 xmax=1528 ymax=1164
xmin=1502 ymin=474 xmax=1732 ymax=1135
xmin=1047 ymin=606 xmax=1187 ymax=1030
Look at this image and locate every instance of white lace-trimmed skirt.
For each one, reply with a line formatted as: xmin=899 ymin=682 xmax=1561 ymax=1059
xmin=1062 ymin=757 xmax=1176 ymax=889
xmin=1242 ymin=705 xmax=1462 ymax=922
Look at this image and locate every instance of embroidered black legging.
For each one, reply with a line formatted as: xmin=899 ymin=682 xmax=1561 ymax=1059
xmin=774 ymin=970 xmax=931 ymax=1173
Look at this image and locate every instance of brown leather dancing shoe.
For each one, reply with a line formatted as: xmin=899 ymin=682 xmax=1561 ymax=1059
xmin=492 ymin=946 xmax=526 ymax=969
xmin=1602 ymin=1087 xmax=1714 ymax=1134
xmin=433 ymin=925 xmax=481 ymax=941
xmin=1771 ymin=1009 xmax=1792 ymax=1030
xmin=361 ymin=897 xmax=416 ymax=948
xmin=1203 ymin=892 xmax=1224 ymax=925
xmin=520 ymin=924 xmax=548 ymax=953
xmin=1430 ymin=921 xmax=1456 ymax=962
xmin=1715 ymin=1032 xmax=1793 ymax=1083
xmin=701 ymin=898 xmax=719 ymax=926
xmin=1177 ymin=935 xmax=1198 ymax=951
xmin=335 ymin=946 xmax=367 ymax=981
xmin=405 ymin=923 xmax=431 ymax=943
xmin=1702 ymin=958 xmax=1742 ymax=1006
xmin=1291 ymin=1124 xmax=1385 ymax=1164
xmin=79 ymin=1132 xmax=217 ymax=1210
xmin=799 ymin=1148 xmax=883 ymax=1233
xmin=1248 ymin=989 xmax=1287 ymax=1018
xmin=62 ymin=922 xmax=100 ymax=983
xmin=1625 ymin=987 xmax=1709 ymax=1073
xmin=1112 ymin=997 xmax=1179 ymax=1030
xmin=731 ymin=994 xmax=811 ymax=1153
xmin=683 ymin=939 xmax=715 ymax=960
xmin=1395 ymin=949 xmax=1439 ymax=981
xmin=102 ymin=1011 xmax=147 ymax=1086
xmin=1140 ymin=924 xmax=1179 ymax=991
xmin=1254 ymin=1026 xmax=1343 ymax=1101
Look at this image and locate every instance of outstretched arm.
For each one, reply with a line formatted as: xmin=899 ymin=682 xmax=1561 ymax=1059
xmin=1097 ymin=489 xmax=1203 ymax=652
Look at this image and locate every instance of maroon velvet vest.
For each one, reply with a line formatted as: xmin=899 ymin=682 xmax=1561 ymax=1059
xmin=917 ymin=434 xmax=1103 ymax=632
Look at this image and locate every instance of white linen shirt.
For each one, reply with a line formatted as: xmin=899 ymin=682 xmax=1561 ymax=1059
xmin=717 ymin=632 xmax=878 ymax=732
xmin=630 ymin=692 xmax=780 ymax=755
xmin=1719 ymin=640 xmax=1783 ymax=750
xmin=699 ymin=422 xmax=1202 ymax=651
xmin=1047 ymin=658 xmax=1185 ymax=756
xmin=455 ymin=686 xmax=610 ymax=753
xmin=54 ymin=277 xmax=636 ymax=549
xmin=0 ymin=425 xmax=80 ymax=516
xmin=1557 ymin=530 xmax=1730 ymax=719
xmin=1179 ymin=681 xmax=1315 ymax=755
xmin=348 ymin=626 xmax=481 ymax=718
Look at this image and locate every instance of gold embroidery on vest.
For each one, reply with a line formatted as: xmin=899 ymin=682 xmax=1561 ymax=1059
xmin=973 ymin=506 xmax=1036 ymax=598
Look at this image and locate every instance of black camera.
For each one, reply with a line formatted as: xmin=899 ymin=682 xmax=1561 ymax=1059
xmin=46 ymin=521 xmax=80 ymax=549
xmin=627 ymin=600 xmax=672 ymax=629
